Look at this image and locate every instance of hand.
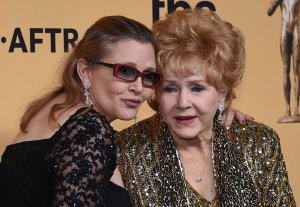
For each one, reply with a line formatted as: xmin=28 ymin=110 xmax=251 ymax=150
xmin=223 ymin=107 xmax=253 ymax=130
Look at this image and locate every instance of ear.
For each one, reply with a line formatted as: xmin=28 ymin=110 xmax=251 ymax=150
xmin=76 ymin=58 xmax=91 ymax=86
xmin=219 ymin=88 xmax=228 ymax=101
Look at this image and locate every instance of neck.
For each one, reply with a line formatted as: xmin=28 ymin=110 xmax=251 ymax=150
xmin=174 ymin=131 xmax=216 ymax=203
xmin=178 ymin=139 xmax=212 ymax=164
xmin=172 ymin=130 xmax=213 ymax=153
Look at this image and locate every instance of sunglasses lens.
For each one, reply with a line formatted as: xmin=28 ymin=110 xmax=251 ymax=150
xmin=115 ymin=64 xmax=161 ymax=88
xmin=116 ymin=65 xmax=139 ymax=81
xmin=143 ymin=73 xmax=161 ymax=87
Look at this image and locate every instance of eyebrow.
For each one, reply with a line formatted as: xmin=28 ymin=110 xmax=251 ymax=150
xmin=162 ymin=78 xmax=206 ymax=83
xmin=188 ymin=79 xmax=207 ymax=83
xmin=120 ymin=62 xmax=156 ymax=72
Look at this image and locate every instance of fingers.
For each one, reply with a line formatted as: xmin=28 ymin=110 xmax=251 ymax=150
xmin=222 ymin=108 xmax=254 ymax=130
xmin=245 ymin=114 xmax=254 ymax=121
xmin=223 ymin=107 xmax=235 ymax=130
xmin=235 ymin=110 xmax=246 ymax=125
xmin=235 ymin=110 xmax=254 ymax=125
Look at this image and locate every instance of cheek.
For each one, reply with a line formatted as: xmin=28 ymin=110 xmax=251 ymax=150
xmin=105 ymin=80 xmax=128 ymax=95
xmin=201 ymin=97 xmax=219 ymax=114
xmin=158 ymin=95 xmax=172 ymax=115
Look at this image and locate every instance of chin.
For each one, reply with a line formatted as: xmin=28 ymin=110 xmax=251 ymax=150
xmin=180 ymin=135 xmax=198 ymax=140
xmin=174 ymin=131 xmax=199 ymax=140
xmin=118 ymin=112 xmax=137 ymax=121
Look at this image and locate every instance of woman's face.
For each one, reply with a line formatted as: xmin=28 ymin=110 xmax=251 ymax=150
xmin=157 ymin=66 xmax=224 ymax=141
xmin=85 ymin=39 xmax=156 ymax=121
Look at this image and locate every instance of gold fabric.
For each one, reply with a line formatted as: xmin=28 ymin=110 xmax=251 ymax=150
xmin=116 ymin=113 xmax=296 ymax=207
xmin=186 ymin=181 xmax=219 ymax=207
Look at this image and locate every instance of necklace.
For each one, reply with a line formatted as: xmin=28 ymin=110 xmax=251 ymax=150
xmin=180 ymin=141 xmax=210 ymax=183
xmin=176 ymin=134 xmax=216 ymax=206
xmin=183 ymin=165 xmax=205 ymax=182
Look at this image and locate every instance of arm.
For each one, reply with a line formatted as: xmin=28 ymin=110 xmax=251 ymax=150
xmin=255 ymin=127 xmax=296 ymax=206
xmin=45 ymin=110 xmax=116 ymax=206
xmin=265 ymin=131 xmax=296 ymax=206
xmin=268 ymin=0 xmax=283 ymax=16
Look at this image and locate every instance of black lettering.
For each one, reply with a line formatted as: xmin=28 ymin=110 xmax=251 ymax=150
xmin=1 ymin=37 xmax=6 ymax=43
xmin=152 ymin=0 xmax=217 ymax=24
xmin=45 ymin=28 xmax=62 ymax=53
xmin=63 ymin=28 xmax=78 ymax=52
xmin=8 ymin=28 xmax=28 ymax=52
xmin=30 ymin=28 xmax=43 ymax=52
xmin=196 ymin=1 xmax=216 ymax=11
xmin=152 ymin=0 xmax=165 ymax=23
xmin=168 ymin=0 xmax=191 ymax=14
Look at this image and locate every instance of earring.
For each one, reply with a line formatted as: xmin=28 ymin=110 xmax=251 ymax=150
xmin=218 ymin=99 xmax=225 ymax=122
xmin=84 ymin=84 xmax=93 ymax=107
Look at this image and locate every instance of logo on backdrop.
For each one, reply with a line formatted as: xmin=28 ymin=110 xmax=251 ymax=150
xmin=1 ymin=1 xmax=215 ymax=53
xmin=1 ymin=28 xmax=78 ymax=53
xmin=152 ymin=0 xmax=216 ymax=23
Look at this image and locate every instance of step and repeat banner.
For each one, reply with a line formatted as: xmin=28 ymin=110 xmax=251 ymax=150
xmin=1 ymin=0 xmax=299 ymax=202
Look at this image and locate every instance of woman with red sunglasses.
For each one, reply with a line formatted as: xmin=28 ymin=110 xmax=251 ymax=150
xmin=0 ymin=15 xmax=159 ymax=207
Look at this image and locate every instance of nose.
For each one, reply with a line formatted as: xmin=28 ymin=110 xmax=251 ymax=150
xmin=128 ymin=77 xmax=143 ymax=94
xmin=177 ymin=90 xmax=191 ymax=110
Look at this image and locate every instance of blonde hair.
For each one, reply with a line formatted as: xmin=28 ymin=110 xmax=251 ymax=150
xmin=148 ymin=8 xmax=245 ymax=112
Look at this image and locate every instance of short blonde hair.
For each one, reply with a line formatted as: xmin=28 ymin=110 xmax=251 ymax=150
xmin=148 ymin=8 xmax=245 ymax=112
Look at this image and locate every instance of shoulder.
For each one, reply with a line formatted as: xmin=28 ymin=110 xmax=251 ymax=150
xmin=65 ymin=107 xmax=113 ymax=134
xmin=228 ymin=120 xmax=281 ymax=155
xmin=13 ymin=94 xmax=110 ymax=144
xmin=45 ymin=107 xmax=115 ymax=160
xmin=229 ymin=120 xmax=279 ymax=142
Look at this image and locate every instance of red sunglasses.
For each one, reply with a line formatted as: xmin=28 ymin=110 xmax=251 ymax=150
xmin=90 ymin=61 xmax=162 ymax=88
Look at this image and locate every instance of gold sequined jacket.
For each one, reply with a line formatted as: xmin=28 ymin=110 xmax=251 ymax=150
xmin=116 ymin=113 xmax=296 ymax=207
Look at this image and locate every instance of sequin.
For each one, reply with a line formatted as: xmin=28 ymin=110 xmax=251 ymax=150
xmin=116 ymin=113 xmax=296 ymax=207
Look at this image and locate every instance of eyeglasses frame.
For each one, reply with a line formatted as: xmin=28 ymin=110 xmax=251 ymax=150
xmin=89 ymin=61 xmax=162 ymax=88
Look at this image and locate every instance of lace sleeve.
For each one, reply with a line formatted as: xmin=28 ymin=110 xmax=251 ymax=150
xmin=45 ymin=109 xmax=116 ymax=207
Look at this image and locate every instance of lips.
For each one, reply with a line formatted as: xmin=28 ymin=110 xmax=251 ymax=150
xmin=122 ymin=99 xmax=141 ymax=108
xmin=174 ymin=116 xmax=196 ymax=125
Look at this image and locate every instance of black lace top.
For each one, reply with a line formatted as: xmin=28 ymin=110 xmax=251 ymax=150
xmin=0 ymin=107 xmax=131 ymax=207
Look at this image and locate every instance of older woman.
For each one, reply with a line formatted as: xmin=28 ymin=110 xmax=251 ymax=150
xmin=116 ymin=9 xmax=296 ymax=206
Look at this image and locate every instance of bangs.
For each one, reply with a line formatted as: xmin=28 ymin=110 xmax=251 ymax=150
xmin=162 ymin=54 xmax=205 ymax=77
xmin=159 ymin=53 xmax=226 ymax=93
